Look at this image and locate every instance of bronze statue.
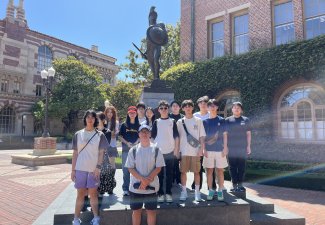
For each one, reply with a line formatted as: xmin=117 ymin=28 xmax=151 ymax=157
xmin=133 ymin=6 xmax=168 ymax=80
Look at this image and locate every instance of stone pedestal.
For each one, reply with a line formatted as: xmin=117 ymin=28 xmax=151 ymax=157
xmin=11 ymin=137 xmax=66 ymax=167
xmin=140 ymin=79 xmax=174 ymax=107
xmin=33 ymin=137 xmax=57 ymax=156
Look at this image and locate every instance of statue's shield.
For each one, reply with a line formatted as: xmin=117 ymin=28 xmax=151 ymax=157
xmin=146 ymin=23 xmax=168 ymax=46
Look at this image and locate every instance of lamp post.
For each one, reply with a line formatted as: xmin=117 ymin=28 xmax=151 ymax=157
xmin=40 ymin=67 xmax=55 ymax=137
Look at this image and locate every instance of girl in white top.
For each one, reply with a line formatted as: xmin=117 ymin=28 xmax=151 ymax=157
xmin=141 ymin=107 xmax=156 ymax=128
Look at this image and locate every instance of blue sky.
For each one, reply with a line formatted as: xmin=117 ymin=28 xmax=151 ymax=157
xmin=0 ymin=0 xmax=180 ymax=80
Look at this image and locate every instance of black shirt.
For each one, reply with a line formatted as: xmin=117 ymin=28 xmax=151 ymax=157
xmin=169 ymin=113 xmax=184 ymax=123
xmin=119 ymin=122 xmax=140 ymax=151
xmin=225 ymin=116 xmax=251 ymax=154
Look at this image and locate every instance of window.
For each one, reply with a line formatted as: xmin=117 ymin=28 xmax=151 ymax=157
xmin=13 ymin=81 xmax=20 ymax=94
xmin=216 ymin=91 xmax=241 ymax=118
xmin=274 ymin=1 xmax=295 ymax=45
xmin=279 ymin=84 xmax=325 ymax=141
xmin=37 ymin=45 xmax=53 ymax=71
xmin=211 ymin=21 xmax=224 ymax=58
xmin=1 ymin=80 xmax=9 ymax=92
xmin=36 ymin=84 xmax=42 ymax=96
xmin=0 ymin=106 xmax=15 ymax=134
xmin=304 ymin=0 xmax=325 ymax=39
xmin=233 ymin=13 xmax=249 ymax=54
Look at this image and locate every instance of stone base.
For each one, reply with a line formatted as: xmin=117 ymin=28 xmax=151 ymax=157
xmin=11 ymin=153 xmax=70 ymax=167
xmin=33 ymin=137 xmax=57 ymax=156
xmin=140 ymin=79 xmax=175 ymax=108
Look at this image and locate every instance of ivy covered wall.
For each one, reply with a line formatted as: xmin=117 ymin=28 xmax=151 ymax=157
xmin=161 ymin=35 xmax=325 ymax=163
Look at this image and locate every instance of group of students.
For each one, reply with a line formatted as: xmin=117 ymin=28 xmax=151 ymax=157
xmin=70 ymin=97 xmax=251 ymax=225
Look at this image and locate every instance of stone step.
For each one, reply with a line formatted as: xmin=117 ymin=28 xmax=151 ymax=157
xmin=250 ymin=206 xmax=305 ymax=225
xmin=245 ymin=192 xmax=274 ymax=213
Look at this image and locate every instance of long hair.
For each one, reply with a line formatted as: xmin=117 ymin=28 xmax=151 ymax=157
xmin=104 ymin=106 xmax=118 ymax=132
xmin=126 ymin=114 xmax=140 ymax=128
xmin=145 ymin=107 xmax=156 ymax=125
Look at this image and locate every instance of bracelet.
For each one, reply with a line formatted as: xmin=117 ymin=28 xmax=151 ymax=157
xmin=96 ymin=164 xmax=102 ymax=169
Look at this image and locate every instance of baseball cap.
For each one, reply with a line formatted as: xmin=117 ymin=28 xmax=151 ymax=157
xmin=138 ymin=124 xmax=151 ymax=132
xmin=127 ymin=106 xmax=137 ymax=113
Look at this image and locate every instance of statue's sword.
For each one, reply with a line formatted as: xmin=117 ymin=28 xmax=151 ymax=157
xmin=132 ymin=42 xmax=147 ymax=59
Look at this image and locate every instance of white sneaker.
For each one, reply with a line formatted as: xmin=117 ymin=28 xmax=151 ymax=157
xmin=72 ymin=218 xmax=81 ymax=225
xmin=195 ymin=191 xmax=202 ymax=202
xmin=157 ymin=195 xmax=165 ymax=203
xmin=91 ymin=216 xmax=100 ymax=225
xmin=166 ymin=194 xmax=173 ymax=203
xmin=123 ymin=190 xmax=129 ymax=196
xmin=180 ymin=190 xmax=188 ymax=201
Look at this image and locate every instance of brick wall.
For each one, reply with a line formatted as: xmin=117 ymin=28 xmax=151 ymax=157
xmin=181 ymin=0 xmax=305 ymax=62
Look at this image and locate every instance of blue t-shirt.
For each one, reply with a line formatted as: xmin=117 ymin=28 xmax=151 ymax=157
xmin=203 ymin=116 xmax=225 ymax=152
xmin=225 ymin=116 xmax=251 ymax=155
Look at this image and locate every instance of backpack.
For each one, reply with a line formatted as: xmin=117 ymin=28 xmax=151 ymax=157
xmin=132 ymin=144 xmax=159 ymax=165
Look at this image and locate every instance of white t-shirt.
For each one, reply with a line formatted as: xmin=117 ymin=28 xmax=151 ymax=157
xmin=72 ymin=129 xmax=109 ymax=172
xmin=125 ymin=143 xmax=165 ymax=194
xmin=177 ymin=116 xmax=206 ymax=156
xmin=138 ymin=117 xmax=146 ymax=124
xmin=194 ymin=111 xmax=210 ymax=121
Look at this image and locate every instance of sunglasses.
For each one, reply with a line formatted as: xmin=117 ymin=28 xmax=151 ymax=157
xmin=159 ymin=107 xmax=168 ymax=110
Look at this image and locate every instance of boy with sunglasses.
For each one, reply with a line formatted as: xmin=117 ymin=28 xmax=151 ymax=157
xmin=151 ymin=100 xmax=179 ymax=203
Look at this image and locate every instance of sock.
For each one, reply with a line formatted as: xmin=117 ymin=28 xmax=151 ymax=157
xmin=195 ymin=185 xmax=200 ymax=191
xmin=182 ymin=185 xmax=187 ymax=192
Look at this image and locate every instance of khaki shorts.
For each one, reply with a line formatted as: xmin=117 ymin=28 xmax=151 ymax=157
xmin=180 ymin=156 xmax=201 ymax=173
xmin=203 ymin=151 xmax=228 ymax=169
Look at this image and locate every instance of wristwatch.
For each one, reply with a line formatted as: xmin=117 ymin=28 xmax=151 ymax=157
xmin=96 ymin=164 xmax=102 ymax=169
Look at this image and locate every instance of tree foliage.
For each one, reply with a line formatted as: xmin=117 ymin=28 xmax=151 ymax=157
xmin=121 ymin=23 xmax=180 ymax=82
xmin=31 ymin=100 xmax=45 ymax=134
xmin=50 ymin=57 xmax=105 ymax=133
xmin=98 ymin=81 xmax=141 ymax=121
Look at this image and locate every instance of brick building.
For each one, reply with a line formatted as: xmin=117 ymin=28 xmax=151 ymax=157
xmin=0 ymin=0 xmax=119 ymax=138
xmin=180 ymin=0 xmax=325 ymax=161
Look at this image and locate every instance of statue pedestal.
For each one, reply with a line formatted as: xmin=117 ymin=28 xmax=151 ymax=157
xmin=33 ymin=137 xmax=57 ymax=156
xmin=140 ymin=79 xmax=174 ymax=108
xmin=11 ymin=137 xmax=69 ymax=167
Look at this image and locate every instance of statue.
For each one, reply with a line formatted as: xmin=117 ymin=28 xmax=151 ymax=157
xmin=133 ymin=6 xmax=168 ymax=80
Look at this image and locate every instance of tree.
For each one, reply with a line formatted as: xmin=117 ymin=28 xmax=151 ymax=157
xmin=98 ymin=81 xmax=141 ymax=121
xmin=50 ymin=57 xmax=105 ymax=134
xmin=31 ymin=100 xmax=45 ymax=135
xmin=121 ymin=23 xmax=180 ymax=83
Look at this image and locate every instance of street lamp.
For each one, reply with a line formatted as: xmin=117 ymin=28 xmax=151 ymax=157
xmin=40 ymin=67 xmax=55 ymax=137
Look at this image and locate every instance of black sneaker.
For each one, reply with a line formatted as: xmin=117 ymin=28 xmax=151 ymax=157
xmin=238 ymin=186 xmax=246 ymax=192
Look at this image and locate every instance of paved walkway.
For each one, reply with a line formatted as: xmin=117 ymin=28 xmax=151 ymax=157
xmin=0 ymin=149 xmax=324 ymax=225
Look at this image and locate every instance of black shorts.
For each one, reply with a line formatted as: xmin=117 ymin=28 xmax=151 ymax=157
xmin=129 ymin=192 xmax=157 ymax=210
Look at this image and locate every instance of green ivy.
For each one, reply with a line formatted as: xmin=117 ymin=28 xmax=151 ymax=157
xmin=161 ymin=36 xmax=325 ymax=162
xmin=161 ymin=35 xmax=325 ymax=117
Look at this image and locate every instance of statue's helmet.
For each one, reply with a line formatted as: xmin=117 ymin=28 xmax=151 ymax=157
xmin=146 ymin=23 xmax=168 ymax=46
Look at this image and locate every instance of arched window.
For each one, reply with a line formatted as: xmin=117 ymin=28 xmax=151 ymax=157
xmin=0 ymin=106 xmax=16 ymax=134
xmin=215 ymin=91 xmax=241 ymax=118
xmin=278 ymin=84 xmax=325 ymax=141
xmin=38 ymin=45 xmax=53 ymax=71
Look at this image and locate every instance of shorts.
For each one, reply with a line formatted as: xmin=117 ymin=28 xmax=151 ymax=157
xmin=180 ymin=156 xmax=201 ymax=173
xmin=129 ymin=192 xmax=158 ymax=210
xmin=203 ymin=151 xmax=228 ymax=169
xmin=74 ymin=170 xmax=99 ymax=189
